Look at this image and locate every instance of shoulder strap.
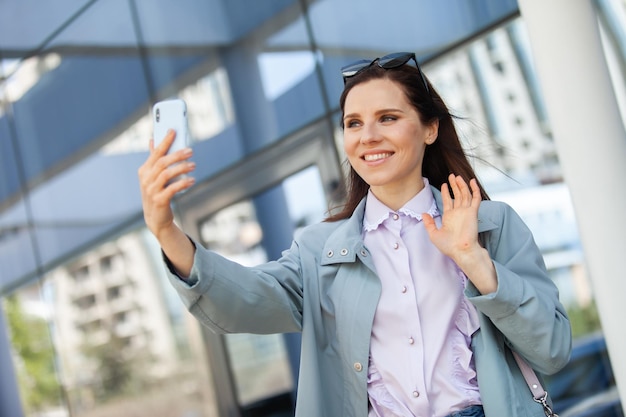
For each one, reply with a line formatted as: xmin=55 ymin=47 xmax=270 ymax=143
xmin=512 ymin=351 xmax=559 ymax=417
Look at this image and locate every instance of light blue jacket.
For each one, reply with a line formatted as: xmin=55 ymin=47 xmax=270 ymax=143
xmin=167 ymin=187 xmax=572 ymax=417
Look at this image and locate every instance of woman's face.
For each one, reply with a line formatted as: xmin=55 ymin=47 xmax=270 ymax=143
xmin=343 ymin=78 xmax=438 ymax=206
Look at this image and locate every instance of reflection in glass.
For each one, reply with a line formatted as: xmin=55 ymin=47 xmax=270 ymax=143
xmin=197 ymin=166 xmax=327 ymax=407
xmin=257 ymin=5 xmax=326 ymax=138
xmin=200 ymin=200 xmax=293 ymax=406
xmin=3 ymin=229 xmax=215 ymax=417
xmin=282 ymin=165 xmax=327 ymax=233
xmin=257 ymin=51 xmax=317 ymax=101
xmin=0 ymin=54 xmax=62 ymax=106
xmin=2 ymin=284 xmax=63 ymax=416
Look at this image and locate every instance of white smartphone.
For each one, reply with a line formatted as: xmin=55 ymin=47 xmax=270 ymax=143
xmin=152 ymin=98 xmax=191 ymax=186
xmin=152 ymin=98 xmax=190 ymax=154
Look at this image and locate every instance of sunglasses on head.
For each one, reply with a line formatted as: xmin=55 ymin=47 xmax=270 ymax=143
xmin=340 ymin=52 xmax=430 ymax=94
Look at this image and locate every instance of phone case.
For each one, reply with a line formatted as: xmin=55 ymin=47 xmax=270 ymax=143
xmin=152 ymin=98 xmax=190 ymax=154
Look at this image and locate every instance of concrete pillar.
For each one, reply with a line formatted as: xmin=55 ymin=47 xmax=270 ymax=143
xmin=518 ymin=0 xmax=626 ymax=410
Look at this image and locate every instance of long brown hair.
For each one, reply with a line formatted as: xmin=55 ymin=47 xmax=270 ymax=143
xmin=326 ymin=62 xmax=489 ymax=222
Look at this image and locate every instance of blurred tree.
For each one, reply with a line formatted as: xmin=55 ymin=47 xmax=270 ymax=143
xmin=567 ymin=300 xmax=603 ymax=338
xmin=5 ymin=294 xmax=61 ymax=413
xmin=82 ymin=329 xmax=147 ymax=401
xmin=87 ymin=332 xmax=132 ymax=400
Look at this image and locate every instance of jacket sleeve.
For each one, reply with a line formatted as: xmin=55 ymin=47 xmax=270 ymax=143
xmin=165 ymin=238 xmax=304 ymax=335
xmin=466 ymin=202 xmax=572 ymax=375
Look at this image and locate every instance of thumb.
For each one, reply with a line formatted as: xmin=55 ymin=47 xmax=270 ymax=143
xmin=422 ymin=213 xmax=437 ymax=235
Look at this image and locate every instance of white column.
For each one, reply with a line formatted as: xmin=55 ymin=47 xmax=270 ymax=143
xmin=518 ymin=0 xmax=626 ymax=410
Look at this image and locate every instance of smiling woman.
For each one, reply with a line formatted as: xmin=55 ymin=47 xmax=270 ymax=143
xmin=4 ymin=0 xmax=620 ymax=414
xmin=140 ymin=50 xmax=572 ymax=417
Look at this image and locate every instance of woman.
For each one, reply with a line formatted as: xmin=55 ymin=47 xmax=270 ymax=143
xmin=138 ymin=52 xmax=571 ymax=417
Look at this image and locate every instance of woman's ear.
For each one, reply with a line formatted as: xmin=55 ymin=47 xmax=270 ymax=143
xmin=426 ymin=119 xmax=439 ymax=145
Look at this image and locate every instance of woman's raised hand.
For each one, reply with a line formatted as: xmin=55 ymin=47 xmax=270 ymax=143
xmin=138 ymin=130 xmax=195 ymax=237
xmin=423 ymin=174 xmax=480 ymax=259
xmin=423 ymin=174 xmax=497 ymax=294
xmin=137 ymin=130 xmax=196 ymax=277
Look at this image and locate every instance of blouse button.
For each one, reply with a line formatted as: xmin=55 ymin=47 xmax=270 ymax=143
xmin=354 ymin=362 xmax=363 ymax=372
xmin=413 ymin=390 xmax=420 ymax=398
xmin=408 ymin=337 xmax=415 ymax=345
xmin=393 ymin=242 xmax=399 ymax=250
xmin=392 ymin=213 xmax=399 ymax=220
xmin=401 ymin=286 xmax=408 ymax=293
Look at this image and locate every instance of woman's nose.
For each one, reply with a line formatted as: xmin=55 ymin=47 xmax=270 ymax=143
xmin=360 ymin=123 xmax=381 ymax=144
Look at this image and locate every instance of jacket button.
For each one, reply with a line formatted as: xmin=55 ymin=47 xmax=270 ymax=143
xmin=327 ymin=250 xmax=334 ymax=257
xmin=354 ymin=362 xmax=363 ymax=372
xmin=340 ymin=248 xmax=348 ymax=256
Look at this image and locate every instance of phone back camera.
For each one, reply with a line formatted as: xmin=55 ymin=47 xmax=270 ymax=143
xmin=156 ymin=108 xmax=160 ymax=122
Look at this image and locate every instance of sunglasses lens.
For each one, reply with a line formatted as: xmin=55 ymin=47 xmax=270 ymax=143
xmin=341 ymin=59 xmax=372 ymax=78
xmin=378 ymin=52 xmax=414 ymax=69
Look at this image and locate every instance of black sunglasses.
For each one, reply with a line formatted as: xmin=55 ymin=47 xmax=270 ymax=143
xmin=340 ymin=52 xmax=430 ymax=94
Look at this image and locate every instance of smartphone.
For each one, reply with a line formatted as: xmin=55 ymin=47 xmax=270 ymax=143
xmin=152 ymin=98 xmax=190 ymax=154
xmin=152 ymin=99 xmax=191 ymax=186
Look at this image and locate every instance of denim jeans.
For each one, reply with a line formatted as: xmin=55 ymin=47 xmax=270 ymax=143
xmin=445 ymin=404 xmax=485 ymax=417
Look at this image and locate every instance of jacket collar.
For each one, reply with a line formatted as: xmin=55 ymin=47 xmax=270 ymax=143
xmin=321 ymin=198 xmax=369 ymax=266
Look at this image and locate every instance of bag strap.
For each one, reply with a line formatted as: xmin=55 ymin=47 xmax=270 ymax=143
xmin=512 ymin=351 xmax=559 ymax=417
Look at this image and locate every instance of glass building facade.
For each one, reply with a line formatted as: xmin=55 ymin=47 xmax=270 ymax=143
xmin=1 ymin=1 xmax=625 ymax=416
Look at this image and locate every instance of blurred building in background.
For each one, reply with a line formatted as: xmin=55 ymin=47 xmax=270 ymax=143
xmin=1 ymin=1 xmax=625 ymax=416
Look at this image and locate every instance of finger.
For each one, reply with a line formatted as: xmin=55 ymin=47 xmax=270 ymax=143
xmin=155 ymin=160 xmax=195 ymax=190
xmin=422 ymin=213 xmax=438 ymax=235
xmin=145 ymin=171 xmax=192 ymax=208
xmin=171 ymin=176 xmax=196 ymax=194
xmin=469 ymin=178 xmax=482 ymax=207
xmin=162 ymin=148 xmax=194 ymax=172
xmin=152 ymin=148 xmax=193 ymax=179
xmin=441 ymin=182 xmax=453 ymax=212
xmin=139 ymin=151 xmax=193 ymax=206
xmin=146 ymin=130 xmax=176 ymax=173
xmin=169 ymin=161 xmax=196 ymax=180
xmin=455 ymin=175 xmax=471 ymax=207
xmin=153 ymin=129 xmax=176 ymax=156
xmin=159 ymin=176 xmax=196 ymax=200
xmin=448 ymin=174 xmax=461 ymax=206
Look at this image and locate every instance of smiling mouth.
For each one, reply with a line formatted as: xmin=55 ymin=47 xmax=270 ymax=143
xmin=363 ymin=152 xmax=393 ymax=162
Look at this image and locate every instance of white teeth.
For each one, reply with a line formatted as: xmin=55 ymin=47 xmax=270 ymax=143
xmin=364 ymin=153 xmax=392 ymax=161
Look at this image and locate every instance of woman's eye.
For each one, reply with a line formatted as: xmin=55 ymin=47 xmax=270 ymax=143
xmin=346 ymin=120 xmax=361 ymax=128
xmin=381 ymin=115 xmax=397 ymax=122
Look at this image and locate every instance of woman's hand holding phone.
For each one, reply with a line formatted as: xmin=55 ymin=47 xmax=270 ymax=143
xmin=139 ymin=128 xmax=195 ymax=235
xmin=137 ymin=102 xmax=197 ymax=277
